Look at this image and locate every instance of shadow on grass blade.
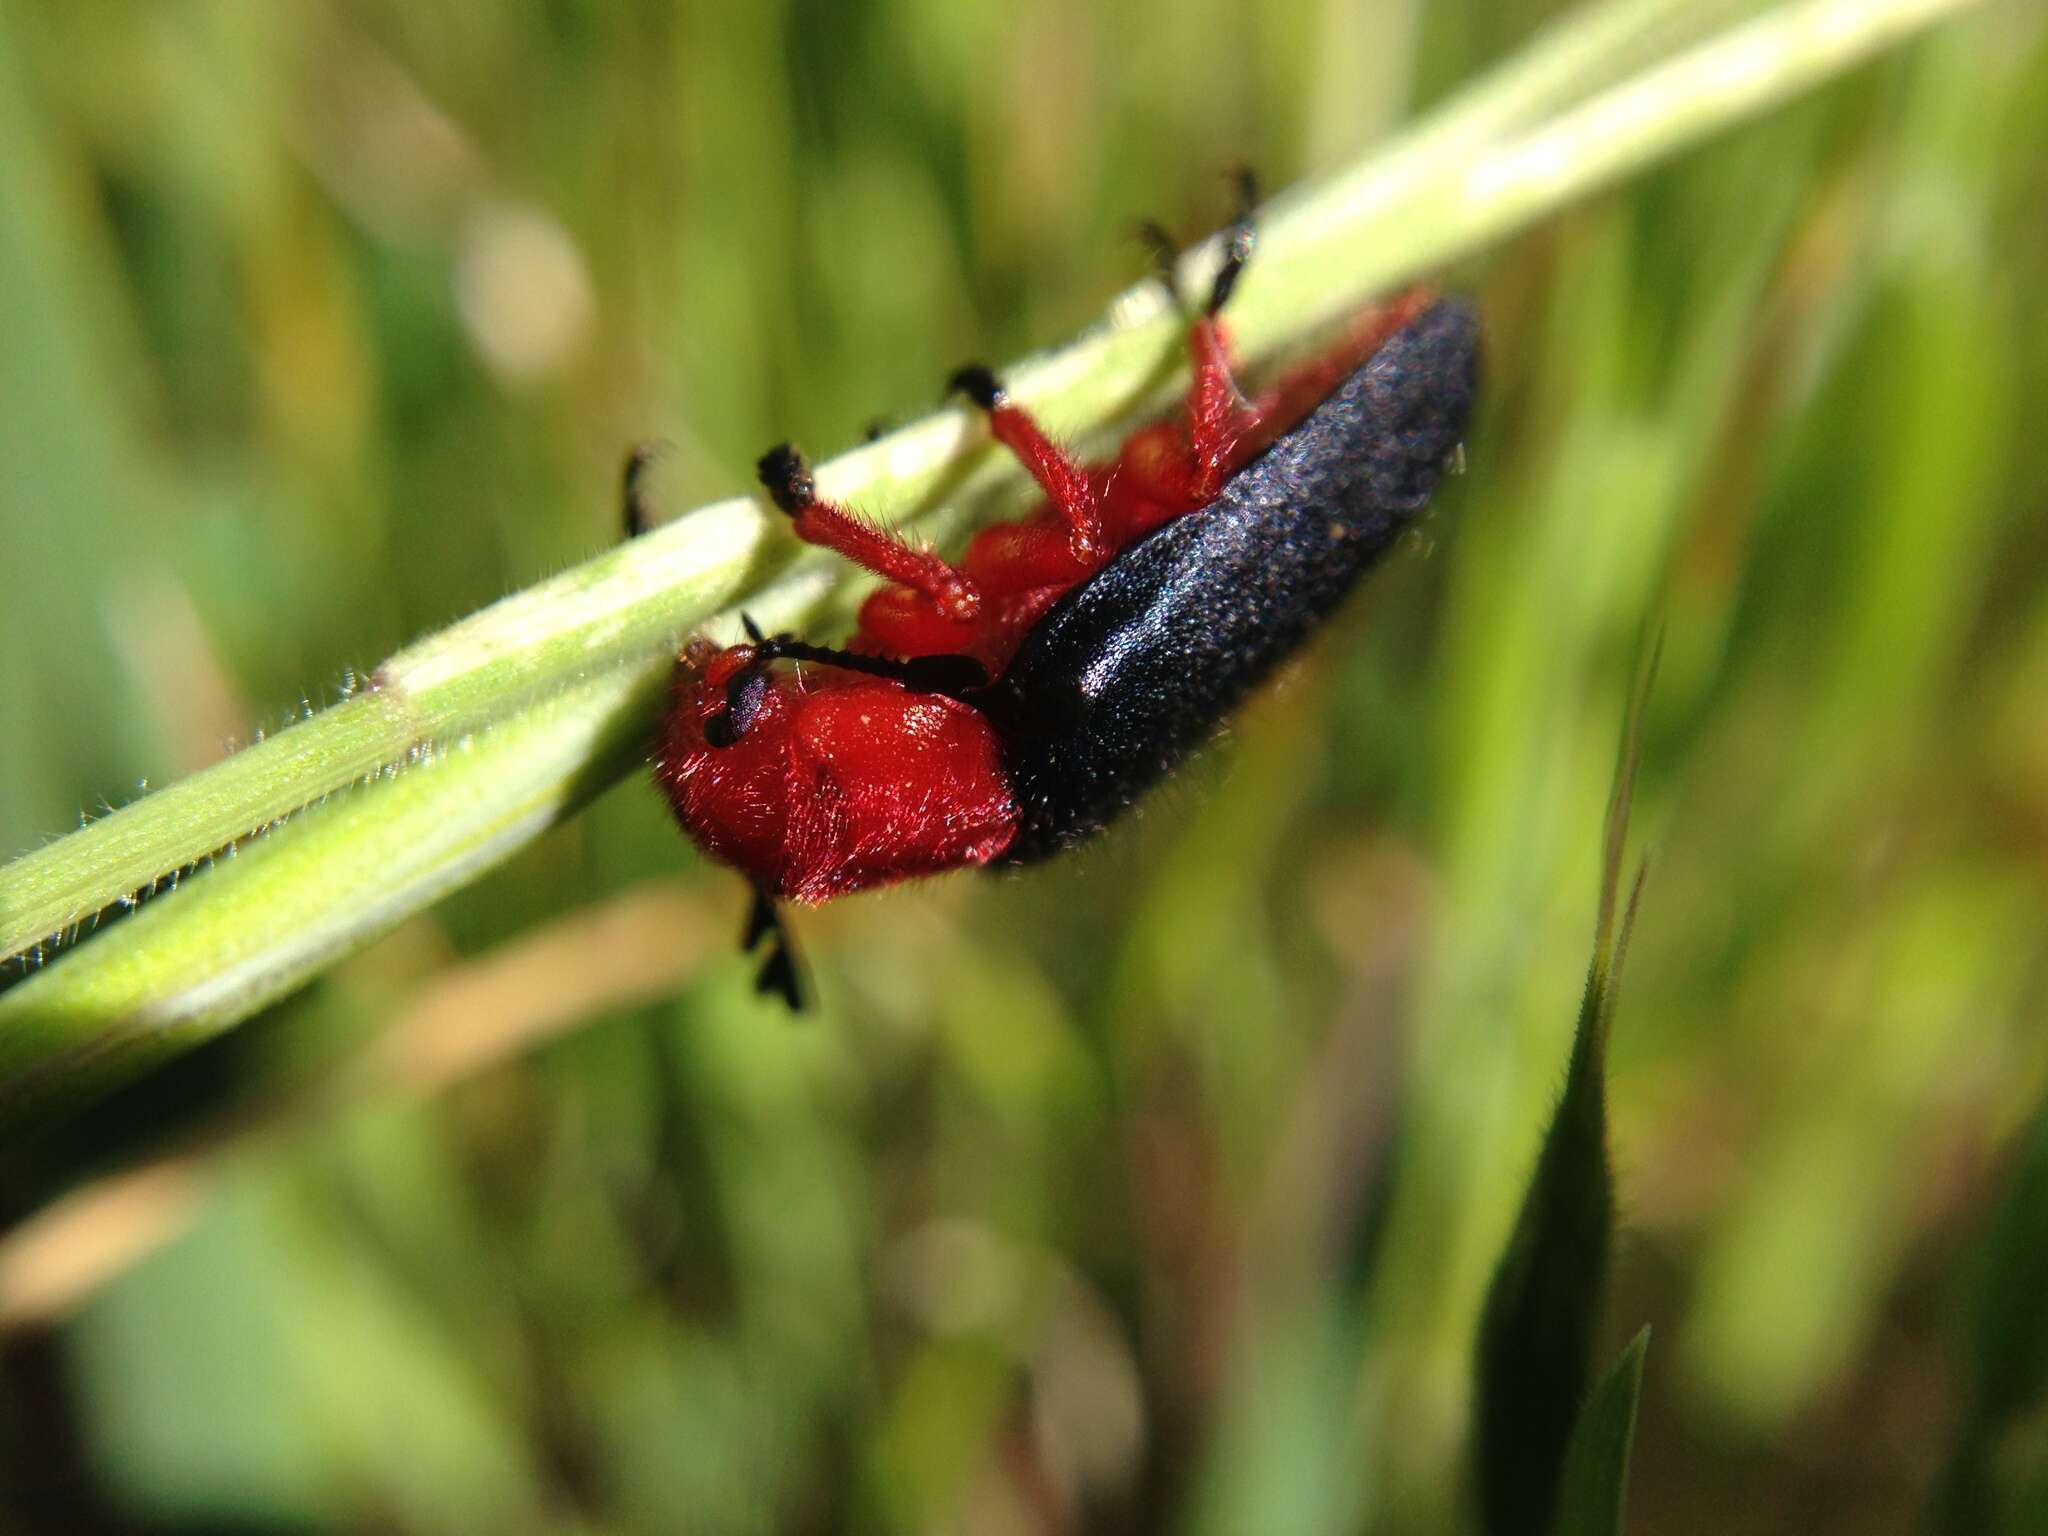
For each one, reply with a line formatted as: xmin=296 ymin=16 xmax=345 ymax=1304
xmin=1472 ymin=638 xmax=1656 ymax=1536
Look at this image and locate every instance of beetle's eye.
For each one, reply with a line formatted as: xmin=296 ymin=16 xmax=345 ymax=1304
xmin=705 ymin=666 xmax=772 ymax=747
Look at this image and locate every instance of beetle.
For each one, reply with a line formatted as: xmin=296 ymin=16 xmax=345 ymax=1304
xmin=645 ymin=182 xmax=1480 ymax=1005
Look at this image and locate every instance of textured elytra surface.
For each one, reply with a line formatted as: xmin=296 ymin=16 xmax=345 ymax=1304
xmin=980 ymin=298 xmax=1481 ymax=863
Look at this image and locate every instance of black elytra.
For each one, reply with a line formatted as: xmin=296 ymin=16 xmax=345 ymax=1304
xmin=970 ymin=296 xmax=1481 ymax=862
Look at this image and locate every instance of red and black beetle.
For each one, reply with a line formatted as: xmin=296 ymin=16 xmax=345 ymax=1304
xmin=647 ymin=185 xmax=1479 ymax=1004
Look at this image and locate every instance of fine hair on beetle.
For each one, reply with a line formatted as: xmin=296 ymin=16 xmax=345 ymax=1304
xmin=637 ymin=174 xmax=1480 ymax=1007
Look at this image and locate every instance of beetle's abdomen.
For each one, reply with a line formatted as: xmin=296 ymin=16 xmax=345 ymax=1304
xmin=981 ymin=298 xmax=1480 ymax=863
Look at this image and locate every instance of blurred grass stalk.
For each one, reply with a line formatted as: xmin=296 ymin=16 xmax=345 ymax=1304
xmin=0 ymin=878 xmax=720 ymax=1328
xmin=0 ymin=0 xmax=1988 ymax=1124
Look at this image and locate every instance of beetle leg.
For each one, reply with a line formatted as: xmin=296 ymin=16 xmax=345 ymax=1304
xmin=948 ymin=365 xmax=1107 ymax=565
xmin=757 ymin=444 xmax=981 ymax=622
xmin=621 ymin=440 xmax=664 ymax=539
xmin=1134 ymin=167 xmax=1253 ymax=316
xmin=1184 ymin=170 xmax=1260 ymax=498
xmin=1137 ymin=219 xmax=1183 ymax=302
xmin=741 ymin=885 xmax=805 ymax=1011
xmin=1204 ymin=167 xmax=1258 ymax=317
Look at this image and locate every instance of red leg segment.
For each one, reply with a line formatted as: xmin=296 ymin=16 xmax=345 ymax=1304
xmin=789 ymin=498 xmax=980 ymax=622
xmin=758 ymin=444 xmax=981 ymax=623
xmin=1184 ymin=316 xmax=1255 ymax=499
xmin=854 ymin=584 xmax=980 ymax=658
xmin=952 ymin=365 xmax=1106 ymax=565
xmin=986 ymin=404 xmax=1107 ymax=564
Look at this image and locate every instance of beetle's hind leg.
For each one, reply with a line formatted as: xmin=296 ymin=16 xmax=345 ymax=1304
xmin=742 ymin=884 xmax=805 ymax=1011
xmin=1183 ymin=169 xmax=1260 ymax=497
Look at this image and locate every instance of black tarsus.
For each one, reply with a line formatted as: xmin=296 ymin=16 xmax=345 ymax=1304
xmin=622 ymin=441 xmax=664 ymax=539
xmin=702 ymin=612 xmax=990 ymax=747
xmin=1207 ymin=167 xmax=1258 ymax=316
xmin=756 ymin=442 xmax=815 ymax=515
xmin=742 ymin=885 xmax=776 ymax=950
xmin=756 ymin=943 xmax=802 ymax=1010
xmin=741 ymin=886 xmax=805 ymax=1010
xmin=1136 ymin=219 xmax=1182 ymax=292
xmin=946 ymin=364 xmax=1004 ymax=411
xmin=1135 ymin=167 xmax=1255 ymax=313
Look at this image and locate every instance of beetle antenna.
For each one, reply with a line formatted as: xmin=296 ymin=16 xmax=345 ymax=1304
xmin=761 ymin=633 xmax=987 ymax=697
xmin=705 ymin=624 xmax=989 ymax=747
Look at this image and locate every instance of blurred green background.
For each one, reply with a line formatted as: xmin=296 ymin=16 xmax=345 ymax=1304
xmin=3 ymin=0 xmax=2046 ymax=1531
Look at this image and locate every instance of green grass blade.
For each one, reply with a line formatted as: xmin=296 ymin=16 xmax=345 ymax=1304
xmin=1240 ymin=0 xmax=1986 ymax=349
xmin=0 ymin=0 xmax=1987 ymax=966
xmin=0 ymin=500 xmax=777 ymax=965
xmin=1551 ymin=1328 xmax=1651 ymax=1536
xmin=1925 ymin=1098 xmax=2048 ymax=1532
xmin=1470 ymin=954 xmax=1620 ymax=1536
xmin=1472 ymin=644 xmax=1654 ymax=1536
xmin=0 ymin=662 xmax=658 ymax=1132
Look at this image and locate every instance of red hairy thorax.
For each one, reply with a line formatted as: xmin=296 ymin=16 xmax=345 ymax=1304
xmin=655 ymin=288 xmax=1434 ymax=907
